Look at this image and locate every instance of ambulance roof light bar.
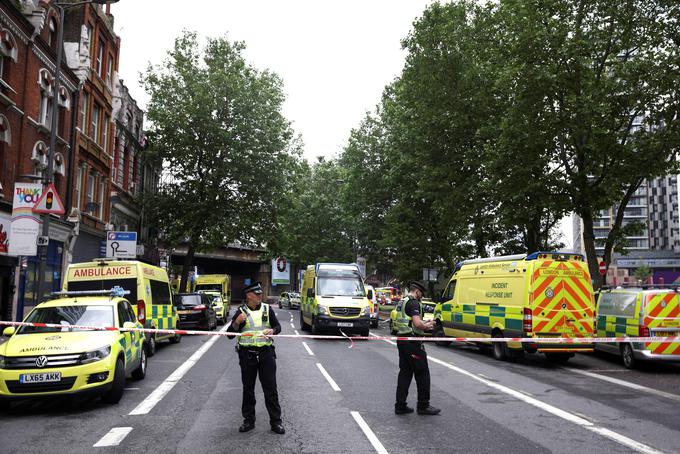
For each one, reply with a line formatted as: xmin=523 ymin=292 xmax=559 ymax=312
xmin=49 ymin=286 xmax=131 ymax=298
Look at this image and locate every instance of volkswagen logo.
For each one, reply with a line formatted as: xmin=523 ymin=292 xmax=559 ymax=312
xmin=35 ymin=356 xmax=48 ymax=368
xmin=545 ymin=287 xmax=554 ymax=298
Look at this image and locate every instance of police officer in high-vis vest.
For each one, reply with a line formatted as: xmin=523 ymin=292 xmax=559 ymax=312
xmin=394 ymin=281 xmax=441 ymax=416
xmin=227 ymin=282 xmax=285 ymax=434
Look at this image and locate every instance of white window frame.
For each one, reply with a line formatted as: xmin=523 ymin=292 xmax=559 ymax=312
xmin=102 ymin=114 xmax=109 ymax=152
xmin=96 ymin=40 xmax=104 ymax=78
xmin=97 ymin=179 xmax=105 ymax=218
xmin=91 ymin=104 xmax=100 ymax=143
xmin=86 ymin=172 xmax=95 ymax=208
xmin=79 ymin=92 xmax=88 ymax=131
xmin=106 ymin=54 xmax=113 ymax=84
xmin=74 ymin=166 xmax=83 ymax=210
xmin=39 ymin=94 xmax=52 ymax=126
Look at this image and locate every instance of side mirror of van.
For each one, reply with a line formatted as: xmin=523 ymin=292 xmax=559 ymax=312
xmin=367 ymin=290 xmax=373 ymax=300
xmin=307 ymin=288 xmax=315 ymax=298
xmin=3 ymin=326 xmax=15 ymax=337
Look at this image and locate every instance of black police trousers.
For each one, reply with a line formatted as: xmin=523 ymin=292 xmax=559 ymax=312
xmin=238 ymin=346 xmax=282 ymax=424
xmin=396 ymin=340 xmax=430 ymax=409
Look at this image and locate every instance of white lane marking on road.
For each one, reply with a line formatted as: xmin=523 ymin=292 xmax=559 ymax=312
xmin=290 ymin=323 xmax=295 ymax=329
xmin=129 ymin=323 xmax=230 ymax=416
xmin=428 ymin=356 xmax=665 ymax=454
xmin=294 ymin=330 xmax=299 ymax=336
xmin=302 ymin=342 xmax=315 ymax=356
xmin=566 ymin=367 xmax=680 ymax=402
xmin=316 ymin=363 xmax=341 ymax=391
xmin=351 ymin=411 xmax=389 ymax=454
xmin=124 ymin=388 xmax=140 ymax=391
xmin=93 ymin=427 xmax=133 ymax=447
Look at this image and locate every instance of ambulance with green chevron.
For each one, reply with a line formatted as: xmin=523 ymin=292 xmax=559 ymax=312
xmin=433 ymin=252 xmax=595 ymax=362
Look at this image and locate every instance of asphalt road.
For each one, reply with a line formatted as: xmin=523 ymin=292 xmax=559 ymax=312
xmin=1 ymin=306 xmax=680 ymax=454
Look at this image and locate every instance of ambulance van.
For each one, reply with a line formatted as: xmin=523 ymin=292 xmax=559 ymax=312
xmin=595 ymin=288 xmax=680 ymax=368
xmin=435 ymin=252 xmax=595 ymax=362
xmin=193 ymin=274 xmax=231 ymax=306
xmin=300 ymin=263 xmax=372 ymax=336
xmin=63 ymin=260 xmax=180 ymax=356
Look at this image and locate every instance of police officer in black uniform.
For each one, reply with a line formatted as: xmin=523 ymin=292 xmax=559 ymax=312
xmin=227 ymin=282 xmax=285 ymax=434
xmin=395 ymin=281 xmax=441 ymax=415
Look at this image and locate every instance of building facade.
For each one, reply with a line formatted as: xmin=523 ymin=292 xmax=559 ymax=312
xmin=0 ymin=0 xmax=80 ymax=319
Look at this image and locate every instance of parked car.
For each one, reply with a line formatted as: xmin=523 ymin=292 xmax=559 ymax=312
xmin=175 ymin=293 xmax=217 ymax=331
xmin=278 ymin=292 xmax=290 ymax=309
xmin=288 ymin=292 xmax=301 ymax=309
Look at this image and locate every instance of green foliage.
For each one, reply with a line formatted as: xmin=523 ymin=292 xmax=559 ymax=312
xmin=141 ymin=31 xmax=301 ymax=289
xmin=633 ymin=263 xmax=653 ymax=283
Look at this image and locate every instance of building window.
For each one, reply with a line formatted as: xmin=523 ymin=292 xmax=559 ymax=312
xmin=106 ymin=55 xmax=113 ymax=84
xmin=31 ymin=141 xmax=49 ymax=177
xmin=0 ymin=28 xmax=18 ymax=77
xmin=79 ymin=92 xmax=89 ymax=131
xmin=102 ymin=114 xmax=109 ymax=152
xmin=74 ymin=166 xmax=83 ymax=210
xmin=39 ymin=94 xmax=53 ymax=126
xmin=48 ymin=17 xmax=58 ymax=48
xmin=91 ymin=104 xmax=100 ymax=143
xmin=0 ymin=114 xmax=10 ymax=145
xmin=0 ymin=57 xmax=4 ymax=80
xmin=97 ymin=179 xmax=105 ymax=219
xmin=86 ymin=172 xmax=95 ymax=210
xmin=96 ymin=40 xmax=104 ymax=78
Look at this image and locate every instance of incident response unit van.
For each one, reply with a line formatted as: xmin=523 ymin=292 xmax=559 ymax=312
xmin=193 ymin=274 xmax=231 ymax=306
xmin=300 ymin=263 xmax=372 ymax=336
xmin=595 ymin=288 xmax=680 ymax=368
xmin=63 ymin=260 xmax=180 ymax=356
xmin=435 ymin=252 xmax=595 ymax=362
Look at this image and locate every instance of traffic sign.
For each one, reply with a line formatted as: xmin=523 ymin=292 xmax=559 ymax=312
xmin=106 ymin=231 xmax=138 ymax=259
xmin=32 ymin=183 xmax=65 ymax=215
xmin=599 ymin=261 xmax=607 ymax=276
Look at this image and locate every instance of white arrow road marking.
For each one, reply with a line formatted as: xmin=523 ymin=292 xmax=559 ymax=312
xmin=93 ymin=427 xmax=133 ymax=447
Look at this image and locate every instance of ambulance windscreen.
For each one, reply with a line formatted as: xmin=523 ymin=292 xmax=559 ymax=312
xmin=67 ymin=278 xmax=138 ymax=304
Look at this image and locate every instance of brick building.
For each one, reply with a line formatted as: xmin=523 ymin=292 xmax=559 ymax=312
xmin=0 ymin=0 xmax=80 ymax=319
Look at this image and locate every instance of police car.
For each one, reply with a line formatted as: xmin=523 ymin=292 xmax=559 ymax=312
xmin=0 ymin=288 xmax=147 ymax=408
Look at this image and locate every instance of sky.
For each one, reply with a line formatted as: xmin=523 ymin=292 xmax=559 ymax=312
xmin=112 ymin=0 xmax=435 ymax=162
xmin=110 ymin=0 xmax=575 ymax=250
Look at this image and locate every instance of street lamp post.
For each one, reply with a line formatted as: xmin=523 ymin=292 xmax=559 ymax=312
xmin=36 ymin=0 xmax=120 ymax=305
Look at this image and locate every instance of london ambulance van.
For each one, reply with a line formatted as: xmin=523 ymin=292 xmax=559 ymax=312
xmin=595 ymin=288 xmax=680 ymax=368
xmin=63 ymin=260 xmax=180 ymax=356
xmin=300 ymin=263 xmax=372 ymax=336
xmin=193 ymin=274 xmax=231 ymax=306
xmin=435 ymin=252 xmax=595 ymax=362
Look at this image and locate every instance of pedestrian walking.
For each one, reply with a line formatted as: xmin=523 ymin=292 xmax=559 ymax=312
xmin=227 ymin=282 xmax=285 ymax=434
xmin=393 ymin=281 xmax=441 ymax=415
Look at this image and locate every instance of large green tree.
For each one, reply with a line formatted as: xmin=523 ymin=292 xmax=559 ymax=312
xmin=142 ymin=32 xmax=300 ymax=291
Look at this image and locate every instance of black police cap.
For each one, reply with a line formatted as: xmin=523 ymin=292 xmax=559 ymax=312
xmin=243 ymin=282 xmax=263 ymax=295
xmin=410 ymin=281 xmax=427 ymax=294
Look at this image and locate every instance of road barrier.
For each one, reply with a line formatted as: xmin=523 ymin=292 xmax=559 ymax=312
xmin=1 ymin=320 xmax=678 ymax=344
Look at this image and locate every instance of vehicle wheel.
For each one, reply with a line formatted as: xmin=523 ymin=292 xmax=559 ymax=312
xmin=300 ymin=311 xmax=310 ymax=331
xmin=360 ymin=328 xmax=369 ymax=337
xmin=146 ymin=334 xmax=157 ymax=357
xmin=132 ymin=347 xmax=147 ymax=380
xmin=433 ymin=323 xmax=452 ymax=347
xmin=311 ymin=317 xmax=320 ymax=335
xmin=102 ymin=358 xmax=125 ymax=404
xmin=621 ymin=344 xmax=637 ymax=369
xmin=545 ymin=353 xmax=571 ymax=363
xmin=169 ymin=334 xmax=181 ymax=344
xmin=492 ymin=331 xmax=508 ymax=361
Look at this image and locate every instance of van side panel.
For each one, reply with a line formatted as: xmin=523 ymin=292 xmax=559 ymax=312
xmin=644 ymin=292 xmax=680 ymax=355
xmin=530 ymin=260 xmax=594 ymax=337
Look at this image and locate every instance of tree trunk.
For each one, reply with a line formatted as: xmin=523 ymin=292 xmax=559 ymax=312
xmin=180 ymin=242 xmax=195 ymax=293
xmin=580 ymin=208 xmax=602 ymax=290
xmin=525 ymin=220 xmax=540 ymax=253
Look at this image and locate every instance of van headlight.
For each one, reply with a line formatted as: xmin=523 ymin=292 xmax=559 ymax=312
xmin=79 ymin=346 xmax=111 ymax=365
xmin=317 ymin=305 xmax=329 ymax=315
xmin=361 ymin=306 xmax=370 ymax=316
xmin=0 ymin=355 xmax=6 ymax=369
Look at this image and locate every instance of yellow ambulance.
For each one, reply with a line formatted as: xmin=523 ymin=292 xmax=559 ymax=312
xmin=300 ymin=263 xmax=372 ymax=336
xmin=435 ymin=252 xmax=595 ymax=362
xmin=595 ymin=288 xmax=680 ymax=368
xmin=63 ymin=260 xmax=180 ymax=356
xmin=193 ymin=274 xmax=231 ymax=306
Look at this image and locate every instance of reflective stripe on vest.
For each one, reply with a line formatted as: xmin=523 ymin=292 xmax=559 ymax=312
xmin=238 ymin=303 xmax=273 ymax=347
xmin=395 ymin=298 xmax=424 ymax=336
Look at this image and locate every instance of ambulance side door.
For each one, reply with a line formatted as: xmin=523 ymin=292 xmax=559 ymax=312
xmin=441 ymin=279 xmax=458 ymax=335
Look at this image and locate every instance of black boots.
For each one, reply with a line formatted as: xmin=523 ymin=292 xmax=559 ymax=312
xmin=239 ymin=421 xmax=255 ymax=432
xmin=394 ymin=405 xmax=414 ymax=415
xmin=417 ymin=405 xmax=441 ymax=415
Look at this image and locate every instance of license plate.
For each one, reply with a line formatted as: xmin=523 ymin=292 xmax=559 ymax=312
xmin=661 ymin=320 xmax=679 ymax=327
xmin=337 ymin=322 xmax=354 ymax=327
xmin=20 ymin=372 xmax=61 ymax=383
xmin=652 ymin=331 xmax=677 ymax=337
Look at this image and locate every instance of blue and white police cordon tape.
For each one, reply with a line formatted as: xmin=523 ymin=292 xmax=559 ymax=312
xmin=1 ymin=320 xmax=678 ymax=344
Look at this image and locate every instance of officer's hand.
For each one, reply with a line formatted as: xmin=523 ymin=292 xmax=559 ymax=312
xmin=262 ymin=328 xmax=274 ymax=338
xmin=235 ymin=312 xmax=247 ymax=325
xmin=426 ymin=321 xmax=435 ymax=330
